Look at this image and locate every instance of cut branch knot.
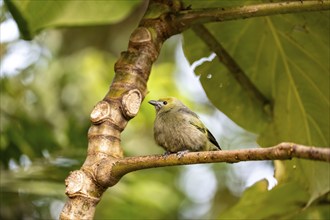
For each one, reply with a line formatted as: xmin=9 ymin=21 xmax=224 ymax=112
xmin=121 ymin=89 xmax=142 ymax=119
xmin=90 ymin=101 xmax=111 ymax=124
xmin=65 ymin=170 xmax=102 ymax=203
xmin=130 ymin=27 xmax=152 ymax=44
xmin=65 ymin=170 xmax=85 ymax=196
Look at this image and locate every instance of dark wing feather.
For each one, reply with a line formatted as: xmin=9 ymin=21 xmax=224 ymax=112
xmin=207 ymin=129 xmax=221 ymax=150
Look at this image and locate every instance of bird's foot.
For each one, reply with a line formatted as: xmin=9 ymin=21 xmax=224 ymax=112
xmin=176 ymin=150 xmax=190 ymax=158
xmin=163 ymin=151 xmax=172 ymax=156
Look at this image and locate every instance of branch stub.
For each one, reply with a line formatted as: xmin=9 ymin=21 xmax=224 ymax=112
xmin=122 ymin=89 xmax=142 ymax=119
xmin=65 ymin=170 xmax=85 ymax=196
xmin=130 ymin=27 xmax=151 ymax=44
xmin=90 ymin=101 xmax=111 ymax=124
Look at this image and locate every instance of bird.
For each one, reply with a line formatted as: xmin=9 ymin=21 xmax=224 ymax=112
xmin=148 ymin=97 xmax=221 ymax=154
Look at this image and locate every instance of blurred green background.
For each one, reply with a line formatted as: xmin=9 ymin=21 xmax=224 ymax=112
xmin=1 ymin=1 xmax=329 ymax=219
xmin=0 ymin=1 xmax=266 ymax=219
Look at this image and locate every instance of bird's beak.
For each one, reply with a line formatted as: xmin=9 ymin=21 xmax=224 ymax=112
xmin=148 ymin=100 xmax=162 ymax=111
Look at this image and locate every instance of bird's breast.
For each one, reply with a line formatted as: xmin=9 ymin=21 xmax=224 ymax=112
xmin=154 ymin=112 xmax=207 ymax=152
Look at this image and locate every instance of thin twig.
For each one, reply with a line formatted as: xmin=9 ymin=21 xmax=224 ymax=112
xmin=176 ymin=1 xmax=330 ymax=29
xmin=101 ymin=143 xmax=330 ymax=186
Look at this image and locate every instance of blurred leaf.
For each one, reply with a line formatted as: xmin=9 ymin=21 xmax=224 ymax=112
xmin=283 ymin=159 xmax=330 ymax=206
xmin=220 ymin=180 xmax=310 ymax=219
xmin=95 ymin=168 xmax=183 ymax=219
xmin=292 ymin=193 xmax=330 ymax=220
xmin=5 ymin=0 xmax=142 ymax=40
xmin=0 ymin=48 xmax=116 ymax=166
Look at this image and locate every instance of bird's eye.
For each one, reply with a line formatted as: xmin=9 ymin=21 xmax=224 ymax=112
xmin=163 ymin=101 xmax=167 ymax=105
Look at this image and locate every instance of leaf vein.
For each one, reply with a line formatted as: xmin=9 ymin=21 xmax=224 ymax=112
xmin=267 ymin=17 xmax=312 ymax=144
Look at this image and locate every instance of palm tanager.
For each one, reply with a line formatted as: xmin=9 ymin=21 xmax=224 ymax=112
xmin=149 ymin=97 xmax=221 ymax=154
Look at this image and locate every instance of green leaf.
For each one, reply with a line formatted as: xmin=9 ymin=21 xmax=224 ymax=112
xmin=196 ymin=60 xmax=270 ymax=134
xmin=220 ymin=179 xmax=312 ymax=219
xmin=5 ymin=0 xmax=142 ymax=40
xmin=284 ymin=159 xmax=330 ymax=206
xmin=182 ymin=9 xmax=330 ymax=211
xmin=183 ymin=13 xmax=329 ymax=146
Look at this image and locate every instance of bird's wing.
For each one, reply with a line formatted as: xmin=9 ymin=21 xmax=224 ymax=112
xmin=189 ymin=118 xmax=221 ymax=150
xmin=206 ymin=129 xmax=221 ymax=150
xmin=189 ymin=120 xmax=207 ymax=133
xmin=179 ymin=106 xmax=221 ymax=150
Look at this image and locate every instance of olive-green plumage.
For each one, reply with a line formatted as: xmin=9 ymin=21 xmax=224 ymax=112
xmin=149 ymin=97 xmax=221 ymax=153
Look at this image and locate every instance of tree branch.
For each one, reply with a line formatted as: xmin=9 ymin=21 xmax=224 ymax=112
xmin=176 ymin=1 xmax=330 ymax=29
xmin=98 ymin=143 xmax=330 ymax=187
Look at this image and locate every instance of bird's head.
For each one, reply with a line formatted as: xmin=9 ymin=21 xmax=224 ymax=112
xmin=148 ymin=97 xmax=183 ymax=113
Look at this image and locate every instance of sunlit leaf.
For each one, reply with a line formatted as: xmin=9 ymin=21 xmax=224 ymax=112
xmin=183 ymin=13 xmax=329 ymax=146
xmin=5 ymin=0 xmax=142 ymax=39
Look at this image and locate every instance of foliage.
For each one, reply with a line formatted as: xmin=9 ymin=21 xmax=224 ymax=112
xmin=1 ymin=0 xmax=329 ymax=219
xmin=4 ymin=0 xmax=142 ymax=40
xmin=182 ymin=6 xmax=330 ymax=217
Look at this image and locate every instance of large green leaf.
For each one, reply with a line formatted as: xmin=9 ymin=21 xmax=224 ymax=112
xmin=182 ymin=7 xmax=329 ymax=214
xmin=183 ymin=13 xmax=329 ymax=147
xmin=4 ymin=0 xmax=142 ymax=40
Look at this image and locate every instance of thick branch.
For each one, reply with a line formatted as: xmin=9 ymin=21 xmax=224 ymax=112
xmin=100 ymin=143 xmax=330 ymax=187
xmin=176 ymin=1 xmax=330 ymax=30
xmin=60 ymin=1 xmax=185 ymax=219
